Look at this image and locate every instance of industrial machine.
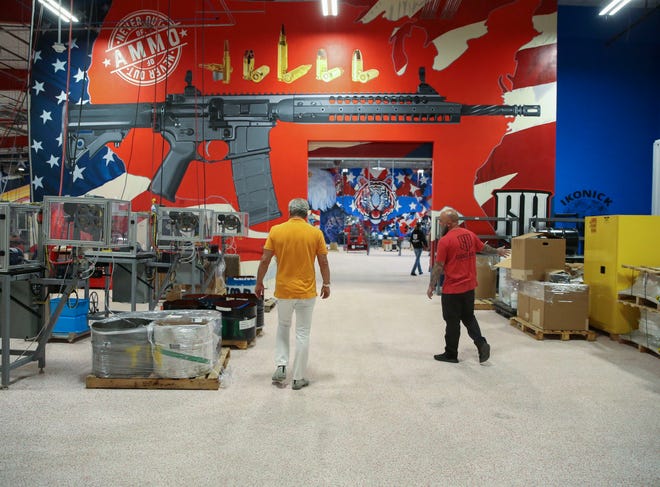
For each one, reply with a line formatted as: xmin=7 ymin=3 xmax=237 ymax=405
xmin=43 ymin=196 xmax=130 ymax=248
xmin=0 ymin=201 xmax=79 ymax=388
xmin=0 ymin=203 xmax=41 ymax=273
xmin=214 ymin=211 xmax=249 ymax=237
xmin=155 ymin=206 xmax=219 ymax=294
xmin=0 ymin=202 xmax=45 ymax=339
xmin=0 ymin=200 xmax=231 ymax=387
xmin=157 ymin=207 xmax=213 ymax=243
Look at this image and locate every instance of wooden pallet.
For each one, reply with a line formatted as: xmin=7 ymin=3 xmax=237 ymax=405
xmin=618 ymin=294 xmax=660 ymax=312
xmin=493 ymin=300 xmax=516 ymax=319
xmin=474 ymin=298 xmax=494 ymax=310
xmin=622 ymin=264 xmax=660 ymax=275
xmin=223 ymin=337 xmax=256 ymax=350
xmin=591 ymin=327 xmax=659 ymax=357
xmin=85 ymin=347 xmax=231 ymax=390
xmin=616 ymin=336 xmax=660 ymax=358
xmin=510 ymin=317 xmax=597 ymax=341
xmin=49 ymin=329 xmax=91 ymax=343
xmin=591 ymin=328 xmax=622 ymax=342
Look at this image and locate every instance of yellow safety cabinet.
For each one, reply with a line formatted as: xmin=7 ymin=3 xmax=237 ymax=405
xmin=584 ymin=215 xmax=660 ymax=335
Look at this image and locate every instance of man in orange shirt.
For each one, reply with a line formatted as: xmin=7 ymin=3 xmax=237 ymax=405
xmin=255 ymin=198 xmax=331 ymax=390
xmin=426 ymin=207 xmax=509 ymax=364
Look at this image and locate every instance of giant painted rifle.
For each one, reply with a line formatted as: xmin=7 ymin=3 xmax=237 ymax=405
xmin=66 ymin=68 xmax=540 ymax=225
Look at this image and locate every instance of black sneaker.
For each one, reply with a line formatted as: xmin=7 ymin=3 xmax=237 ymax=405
xmin=434 ymin=353 xmax=458 ymax=363
xmin=478 ymin=342 xmax=491 ymax=363
xmin=411 ymin=272 xmax=417 ymax=276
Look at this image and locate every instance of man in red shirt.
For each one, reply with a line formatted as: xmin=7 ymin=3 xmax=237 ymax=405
xmin=426 ymin=208 xmax=509 ymax=364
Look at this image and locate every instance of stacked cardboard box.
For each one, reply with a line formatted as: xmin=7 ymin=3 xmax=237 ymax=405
xmin=476 ymin=254 xmax=498 ymax=299
xmin=511 ymin=233 xmax=589 ymax=331
xmin=511 ymin=233 xmax=566 ymax=281
xmin=517 ymin=281 xmax=589 ymax=331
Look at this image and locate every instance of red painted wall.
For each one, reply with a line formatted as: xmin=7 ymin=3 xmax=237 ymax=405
xmin=75 ymin=0 xmax=555 ymax=259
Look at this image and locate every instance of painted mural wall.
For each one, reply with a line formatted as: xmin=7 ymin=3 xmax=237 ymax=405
xmin=29 ymin=0 xmax=556 ymax=260
xmin=309 ymin=167 xmax=432 ymax=243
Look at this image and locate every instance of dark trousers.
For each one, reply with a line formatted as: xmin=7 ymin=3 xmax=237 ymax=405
xmin=411 ymin=247 xmax=423 ymax=274
xmin=440 ymin=289 xmax=487 ymax=358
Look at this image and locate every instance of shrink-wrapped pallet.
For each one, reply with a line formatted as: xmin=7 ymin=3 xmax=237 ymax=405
xmin=91 ymin=316 xmax=153 ymax=378
xmin=152 ymin=313 xmax=222 ymax=378
xmin=91 ymin=310 xmax=221 ymax=378
xmin=630 ymin=272 xmax=660 ymax=306
xmin=631 ymin=309 xmax=660 ymax=349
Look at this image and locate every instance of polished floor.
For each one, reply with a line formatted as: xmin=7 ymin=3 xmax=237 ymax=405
xmin=1 ymin=248 xmax=659 ymax=486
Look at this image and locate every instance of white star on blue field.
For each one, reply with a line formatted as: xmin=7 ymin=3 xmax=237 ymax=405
xmin=30 ymin=27 xmax=124 ymax=200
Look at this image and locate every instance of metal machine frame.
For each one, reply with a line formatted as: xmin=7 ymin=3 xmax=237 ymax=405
xmin=156 ymin=207 xmax=213 ymax=243
xmin=0 ymin=202 xmax=42 ymax=272
xmin=43 ymin=196 xmax=131 ymax=248
xmin=436 ymin=215 xmax=520 ymax=242
xmin=214 ymin=211 xmax=249 ymax=237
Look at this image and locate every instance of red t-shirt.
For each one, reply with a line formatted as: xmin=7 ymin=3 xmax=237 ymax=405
xmin=435 ymin=227 xmax=484 ymax=294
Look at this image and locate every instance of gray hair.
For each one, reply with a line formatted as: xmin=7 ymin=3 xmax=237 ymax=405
xmin=288 ymin=198 xmax=310 ymax=218
xmin=440 ymin=206 xmax=460 ymax=222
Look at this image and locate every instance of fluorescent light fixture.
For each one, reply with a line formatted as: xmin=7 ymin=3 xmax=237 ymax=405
xmin=609 ymin=0 xmax=633 ymax=15
xmin=371 ymin=160 xmax=384 ymax=171
xmin=599 ymin=0 xmax=632 ymax=16
xmin=38 ymin=0 xmax=79 ymax=23
xmin=321 ymin=0 xmax=338 ymax=17
xmin=417 ymin=169 xmax=424 ymax=176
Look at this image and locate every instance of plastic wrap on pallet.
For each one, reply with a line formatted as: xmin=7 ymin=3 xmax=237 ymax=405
xmin=637 ymin=309 xmax=660 ymax=337
xmin=163 ymin=294 xmax=257 ymax=342
xmin=629 ymin=309 xmax=660 ymax=350
xmin=519 ymin=281 xmax=588 ymax=303
xmin=630 ymin=272 xmax=660 ymax=305
xmin=498 ymin=268 xmax=520 ymax=307
xmin=90 ymin=310 xmax=222 ymax=378
xmin=91 ymin=316 xmax=154 ymax=378
xmin=151 ymin=312 xmax=222 ymax=379
xmin=628 ymin=330 xmax=660 ymax=351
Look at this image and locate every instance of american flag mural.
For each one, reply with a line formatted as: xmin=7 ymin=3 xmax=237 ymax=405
xmin=29 ymin=14 xmax=126 ymax=200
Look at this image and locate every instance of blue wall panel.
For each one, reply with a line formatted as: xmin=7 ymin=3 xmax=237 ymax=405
xmin=557 ymin=6 xmax=660 ymax=216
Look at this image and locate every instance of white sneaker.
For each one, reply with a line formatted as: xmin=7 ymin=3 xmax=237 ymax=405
xmin=272 ymin=365 xmax=286 ymax=382
xmin=292 ymin=378 xmax=309 ymax=390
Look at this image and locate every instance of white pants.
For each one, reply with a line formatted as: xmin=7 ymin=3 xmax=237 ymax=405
xmin=275 ymin=298 xmax=316 ymax=381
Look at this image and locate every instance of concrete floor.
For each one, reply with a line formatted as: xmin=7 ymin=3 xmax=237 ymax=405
xmin=1 ymin=248 xmax=659 ymax=486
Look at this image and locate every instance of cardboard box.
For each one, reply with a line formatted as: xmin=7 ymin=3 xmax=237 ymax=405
xmin=511 ymin=233 xmax=566 ymax=281
xmin=517 ymin=281 xmax=589 ymax=331
xmin=476 ymin=254 xmax=497 ymax=299
xmin=516 ymin=291 xmax=530 ymax=319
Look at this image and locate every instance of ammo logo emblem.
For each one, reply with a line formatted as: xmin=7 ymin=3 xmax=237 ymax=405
xmin=104 ymin=10 xmax=187 ymax=86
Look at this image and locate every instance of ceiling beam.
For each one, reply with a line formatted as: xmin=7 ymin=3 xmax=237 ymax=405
xmin=0 ymin=68 xmax=29 ymax=90
xmin=0 ymin=136 xmax=28 ymax=148
xmin=0 ymin=1 xmax=33 ymax=25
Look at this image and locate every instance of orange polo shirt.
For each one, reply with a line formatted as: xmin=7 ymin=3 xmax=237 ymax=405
xmin=264 ymin=217 xmax=328 ymax=299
